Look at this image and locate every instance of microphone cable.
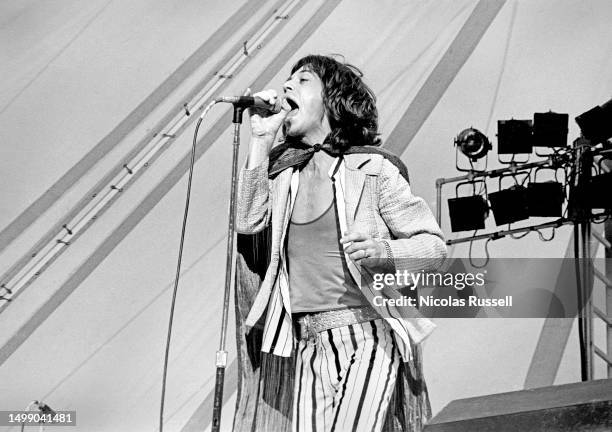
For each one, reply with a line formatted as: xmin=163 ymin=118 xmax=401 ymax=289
xmin=159 ymin=99 xmax=218 ymax=432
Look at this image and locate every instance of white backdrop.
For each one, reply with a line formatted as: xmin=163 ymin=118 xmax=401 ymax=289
xmin=1 ymin=1 xmax=612 ymax=430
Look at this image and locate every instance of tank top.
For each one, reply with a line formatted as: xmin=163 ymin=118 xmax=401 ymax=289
xmin=287 ymin=201 xmax=368 ymax=313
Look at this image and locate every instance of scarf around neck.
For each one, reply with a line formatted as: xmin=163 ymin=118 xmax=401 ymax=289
xmin=267 ymin=139 xmax=410 ymax=183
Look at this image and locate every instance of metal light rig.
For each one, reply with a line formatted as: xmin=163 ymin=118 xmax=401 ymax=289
xmin=435 ymin=100 xmax=612 ymax=381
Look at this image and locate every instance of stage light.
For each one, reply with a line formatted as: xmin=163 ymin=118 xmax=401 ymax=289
xmin=585 ymin=171 xmax=612 ymax=210
xmin=497 ymin=119 xmax=533 ymax=154
xmin=488 ymin=185 xmax=529 ymax=225
xmin=447 ymin=195 xmax=489 ymax=232
xmin=454 ymin=128 xmax=491 ymax=161
xmin=527 ymin=181 xmax=565 ymax=216
xmin=575 ymin=98 xmax=612 ymax=144
xmin=533 ymin=112 xmax=569 ymax=148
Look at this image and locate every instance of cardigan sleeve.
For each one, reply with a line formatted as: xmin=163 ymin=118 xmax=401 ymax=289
xmin=377 ymin=158 xmax=447 ymax=273
xmin=235 ymin=158 xmax=272 ymax=234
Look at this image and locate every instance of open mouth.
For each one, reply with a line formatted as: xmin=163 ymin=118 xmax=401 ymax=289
xmin=284 ymin=96 xmax=299 ymax=117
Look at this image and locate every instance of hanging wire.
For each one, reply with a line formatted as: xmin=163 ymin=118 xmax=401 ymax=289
xmin=477 ymin=178 xmax=486 ymax=196
xmin=473 ymin=154 xmax=489 ymax=196
xmin=468 ymin=229 xmax=492 ymax=268
xmin=520 ymin=169 xmax=531 ymax=186
xmin=537 ymin=227 xmax=556 ymax=241
xmin=158 ymin=100 xmax=217 ymax=432
xmin=592 ymin=213 xmax=611 ymax=224
xmin=510 ymin=230 xmax=529 ymax=240
xmin=561 ymin=151 xmax=572 ymax=219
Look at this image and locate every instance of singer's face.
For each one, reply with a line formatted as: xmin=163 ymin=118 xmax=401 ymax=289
xmin=282 ymin=67 xmax=330 ymax=143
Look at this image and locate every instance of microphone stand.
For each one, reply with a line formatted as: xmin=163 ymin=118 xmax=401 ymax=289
xmin=211 ymin=105 xmax=244 ymax=432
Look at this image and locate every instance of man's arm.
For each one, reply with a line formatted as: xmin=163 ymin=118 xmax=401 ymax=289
xmin=377 ymin=158 xmax=447 ymax=272
xmin=235 ymin=155 xmax=272 ymax=234
xmin=235 ymin=88 xmax=289 ymax=234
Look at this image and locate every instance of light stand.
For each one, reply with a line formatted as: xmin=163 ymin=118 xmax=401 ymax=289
xmin=211 ymin=105 xmax=245 ymax=432
xmin=436 ymin=139 xmax=609 ymax=381
xmin=579 ymin=221 xmax=594 ymax=380
xmin=569 ymin=141 xmax=595 ymax=380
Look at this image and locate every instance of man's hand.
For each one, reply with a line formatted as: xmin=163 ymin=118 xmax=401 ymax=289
xmin=247 ymin=88 xmax=291 ymax=142
xmin=340 ymin=232 xmax=386 ymax=264
xmin=244 ymin=88 xmax=291 ymax=168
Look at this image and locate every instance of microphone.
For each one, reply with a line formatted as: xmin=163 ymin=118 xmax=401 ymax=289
xmin=215 ymin=96 xmax=282 ymax=114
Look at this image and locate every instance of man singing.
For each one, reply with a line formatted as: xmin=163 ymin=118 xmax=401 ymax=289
xmin=236 ymin=54 xmax=446 ymax=432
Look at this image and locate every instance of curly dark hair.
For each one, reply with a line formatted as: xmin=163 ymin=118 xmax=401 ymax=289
xmin=289 ymin=54 xmax=381 ymax=151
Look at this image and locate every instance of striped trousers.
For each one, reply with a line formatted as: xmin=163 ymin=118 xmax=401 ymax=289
xmin=292 ymin=319 xmax=400 ymax=432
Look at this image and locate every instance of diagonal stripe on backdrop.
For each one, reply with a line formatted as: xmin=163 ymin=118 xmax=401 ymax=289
xmin=384 ymin=0 xmax=507 ymax=154
xmin=0 ymin=0 xmax=341 ymax=374
xmin=0 ymin=0 xmax=297 ymax=311
xmin=0 ymin=0 xmax=264 ymax=253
